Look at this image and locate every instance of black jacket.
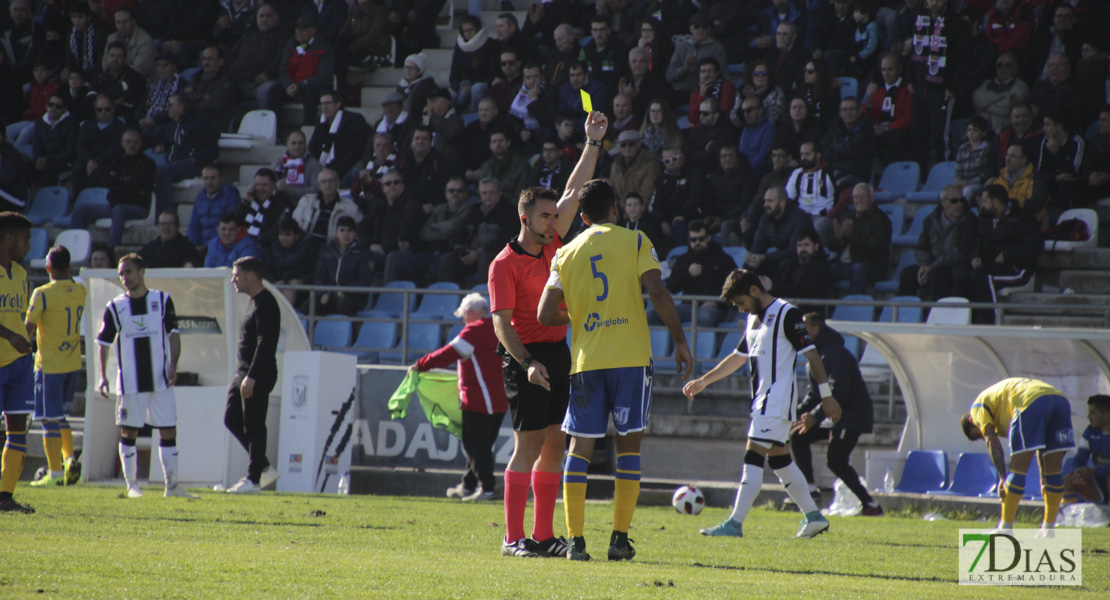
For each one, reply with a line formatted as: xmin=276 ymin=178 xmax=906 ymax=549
xmin=821 ymin=117 xmax=874 ymax=182
xmin=772 ymin=248 xmax=832 ymax=315
xmin=650 ymin=164 xmax=707 ymax=222
xmin=139 ymin=234 xmax=202 ymax=268
xmin=308 ymin=110 xmax=371 ymax=179
xmin=75 ymin=118 xmax=126 ymax=170
xmin=665 ymin=241 xmax=737 ymax=299
xmin=799 ymin=325 xmax=873 ymax=433
xmin=361 ymin=192 xmax=425 ymax=253
xmin=976 ymin=207 xmax=1043 ymax=270
xmin=915 ymin=205 xmax=977 ymax=269
xmin=840 ymin=206 xmax=892 ymax=282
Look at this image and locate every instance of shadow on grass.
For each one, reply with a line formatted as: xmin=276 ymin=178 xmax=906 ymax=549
xmin=684 ymin=561 xmax=951 ymax=584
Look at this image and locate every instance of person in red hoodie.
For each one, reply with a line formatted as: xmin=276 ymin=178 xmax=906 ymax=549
xmin=9 ymin=60 xmax=59 ymax=147
xmin=410 ymin=293 xmax=507 ymax=502
xmin=271 ymin=14 xmax=335 ymax=126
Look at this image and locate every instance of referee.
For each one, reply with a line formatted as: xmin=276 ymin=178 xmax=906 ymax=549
xmin=490 ymin=111 xmax=608 ymax=558
xmin=224 ymin=257 xmax=281 ymax=494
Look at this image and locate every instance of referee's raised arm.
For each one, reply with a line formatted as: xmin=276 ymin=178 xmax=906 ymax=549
xmin=554 ymin=111 xmax=608 ymax=239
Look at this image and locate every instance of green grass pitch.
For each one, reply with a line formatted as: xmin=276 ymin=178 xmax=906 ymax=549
xmin=2 ymin=485 xmax=1108 ymax=599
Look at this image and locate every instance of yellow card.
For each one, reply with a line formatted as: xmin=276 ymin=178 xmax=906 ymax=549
xmin=580 ymin=89 xmax=593 ymax=114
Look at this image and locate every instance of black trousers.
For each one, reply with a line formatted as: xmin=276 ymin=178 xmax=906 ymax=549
xmin=791 ymin=426 xmax=874 ymax=506
xmin=225 ymin=374 xmax=276 ymax=484
xmin=461 ymin=410 xmax=505 ymax=492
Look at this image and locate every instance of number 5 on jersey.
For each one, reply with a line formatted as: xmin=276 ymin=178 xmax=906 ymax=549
xmin=590 ymin=255 xmax=608 ymax=301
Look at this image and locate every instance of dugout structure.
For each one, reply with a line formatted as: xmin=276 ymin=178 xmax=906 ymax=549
xmin=827 ymin=321 xmax=1110 ymax=484
xmin=80 ymin=268 xmax=311 ymax=486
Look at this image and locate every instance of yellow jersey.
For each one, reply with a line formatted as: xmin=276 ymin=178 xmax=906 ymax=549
xmin=27 ymin=279 xmax=87 ymax=374
xmin=970 ymin=377 xmax=1062 ymax=435
xmin=548 ymin=223 xmax=658 ymax=374
xmin=0 ymin=262 xmax=28 ymax=368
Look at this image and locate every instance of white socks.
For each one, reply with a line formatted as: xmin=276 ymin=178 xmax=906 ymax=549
xmin=776 ymin=462 xmax=818 ymax=514
xmin=118 ymin=441 xmax=138 ymax=487
xmin=159 ymin=444 xmax=179 ymax=488
xmin=728 ymin=464 xmax=764 ymax=523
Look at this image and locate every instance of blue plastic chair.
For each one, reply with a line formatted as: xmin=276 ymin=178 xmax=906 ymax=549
xmin=24 ymin=228 xmax=48 ymax=266
xmin=831 ymin=295 xmax=874 ymax=358
xmin=893 ymin=450 xmax=949 ymax=493
xmin=873 ymin=161 xmax=920 ymax=202
xmin=905 ymin=162 xmax=957 ymax=202
xmin=873 ymin=253 xmax=917 ymax=293
xmin=649 ymin=329 xmax=672 ymax=361
xmin=53 ymin=187 xmax=109 ymax=228
xmin=379 ymin=323 xmax=443 ymax=364
xmin=666 ymin=246 xmax=688 ymax=262
xmin=838 ymin=77 xmax=858 ymax=100
xmin=930 ymin=453 xmax=999 ymax=497
xmin=878 ymin=203 xmax=905 ymax=238
xmin=26 ymin=186 xmax=69 ymax=226
xmin=892 ymin=207 xmax=932 ymax=246
xmin=714 ymin=331 xmax=749 ymax=376
xmin=312 ymin=319 xmax=353 ymax=349
xmin=722 ymin=246 xmax=747 ymax=268
xmin=691 ymin=331 xmax=716 ymax=373
xmin=343 ymin=321 xmax=398 ymax=363
xmin=461 ymin=113 xmax=479 ymax=126
xmin=363 ymin=280 xmax=418 ymax=317
xmin=878 ymin=295 xmax=925 ymax=323
xmin=413 ymin=282 xmax=460 ymax=318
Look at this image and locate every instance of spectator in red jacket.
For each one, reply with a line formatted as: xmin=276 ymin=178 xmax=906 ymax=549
xmin=271 ymin=14 xmax=335 ymax=126
xmin=411 ymin=293 xmax=507 ymax=502
xmin=862 ymin=53 xmax=912 ymax=163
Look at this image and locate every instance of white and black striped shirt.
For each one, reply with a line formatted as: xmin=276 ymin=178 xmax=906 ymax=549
xmin=97 ymin=290 xmax=179 ymax=395
xmin=734 ymin=298 xmax=813 ymax=421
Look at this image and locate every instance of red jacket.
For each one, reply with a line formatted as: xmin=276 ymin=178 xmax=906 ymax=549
xmin=24 ymin=81 xmax=60 ymax=121
xmin=415 ymin=317 xmax=507 ymax=414
xmin=862 ymin=79 xmax=911 ymax=132
xmin=688 ymin=78 xmax=736 ymax=127
xmin=983 ymin=3 xmax=1035 ymax=55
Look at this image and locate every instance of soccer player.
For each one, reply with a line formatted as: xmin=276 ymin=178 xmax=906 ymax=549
xmin=489 ymin=110 xmax=608 ymax=558
xmin=27 ymin=247 xmax=87 ymax=487
xmin=537 ymin=179 xmax=693 ymax=562
xmin=961 ymin=377 xmax=1075 ymax=532
xmin=97 ymin=253 xmax=195 ymax=499
xmin=1064 ymin=395 xmax=1110 ymax=504
xmin=224 ymin=257 xmax=281 ymax=494
xmin=0 ymin=212 xmax=34 ymax=513
xmin=683 ymin=269 xmax=843 ymax=539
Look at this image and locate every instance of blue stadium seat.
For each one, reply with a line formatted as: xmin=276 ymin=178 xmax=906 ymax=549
xmin=894 ymin=450 xmax=949 ymax=493
xmin=878 ymin=295 xmax=925 ymax=323
xmin=343 ymin=321 xmax=398 ymax=363
xmin=879 ymin=203 xmax=905 ymax=238
xmin=461 ymin=112 xmax=479 ymax=125
xmin=831 ymin=295 xmax=874 ymax=358
xmin=25 ymin=228 xmax=48 ymax=267
xmin=892 ymin=207 xmax=931 ymax=246
xmin=53 ymin=187 xmax=109 ymax=228
xmin=692 ymin=331 xmax=717 ymax=373
xmin=873 ymin=253 xmax=917 ymax=293
xmin=312 ymin=319 xmax=353 ymax=349
xmin=722 ymin=246 xmax=747 ymax=268
xmin=363 ymin=280 xmax=418 ymax=317
xmin=26 ymin=186 xmax=69 ymax=226
xmin=413 ymin=282 xmax=460 ymax=318
xmin=930 ymin=453 xmax=999 ymax=497
xmin=873 ymin=161 xmax=920 ymax=202
xmin=906 ymin=162 xmax=957 ymax=202
xmin=715 ymin=331 xmax=749 ymax=376
xmin=379 ymin=323 xmax=443 ymax=364
xmin=471 ymin=283 xmax=488 ymax=293
xmin=838 ymin=77 xmax=858 ymax=100
xmin=666 ymin=246 xmax=688 ymax=262
xmin=649 ymin=329 xmax=672 ymax=361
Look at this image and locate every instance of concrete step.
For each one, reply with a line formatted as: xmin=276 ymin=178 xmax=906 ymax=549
xmin=1007 ymin=292 xmax=1110 ymax=309
xmin=1038 ymin=247 xmax=1110 ymax=271
xmin=1060 ymin=270 xmax=1110 ymax=295
xmin=347 ymin=67 xmax=404 ymax=88
xmin=217 ymin=143 xmax=285 ymax=166
xmin=1000 ymin=314 xmax=1109 ymax=328
xmin=361 ymin=85 xmax=398 ymax=108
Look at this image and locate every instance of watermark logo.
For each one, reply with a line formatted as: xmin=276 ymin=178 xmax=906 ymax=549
xmin=959 ymin=529 xmax=1081 ymax=586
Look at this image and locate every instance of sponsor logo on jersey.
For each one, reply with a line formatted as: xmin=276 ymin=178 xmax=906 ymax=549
xmin=0 ymin=292 xmax=24 ymax=310
xmin=583 ymin=312 xmax=629 ymax=333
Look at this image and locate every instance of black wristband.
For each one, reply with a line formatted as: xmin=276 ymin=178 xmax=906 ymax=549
xmin=586 ymin=139 xmax=602 ymax=147
xmin=521 ymin=356 xmax=535 ymax=368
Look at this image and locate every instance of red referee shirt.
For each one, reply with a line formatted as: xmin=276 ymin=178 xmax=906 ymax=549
xmin=488 ymin=237 xmax=568 ymax=345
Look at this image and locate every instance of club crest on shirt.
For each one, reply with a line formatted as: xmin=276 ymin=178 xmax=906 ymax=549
xmin=650 ymin=247 xmax=659 ymax=262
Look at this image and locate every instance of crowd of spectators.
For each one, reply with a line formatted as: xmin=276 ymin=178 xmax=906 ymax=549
xmin=3 ymin=0 xmax=1110 ymax=326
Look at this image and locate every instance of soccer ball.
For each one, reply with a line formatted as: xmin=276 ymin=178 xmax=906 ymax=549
xmin=672 ymin=485 xmax=706 ymax=515
xmin=34 ymin=466 xmax=48 ymax=482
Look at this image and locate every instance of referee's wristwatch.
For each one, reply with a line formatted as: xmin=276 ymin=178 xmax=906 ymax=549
xmin=521 ymin=356 xmax=536 ymax=369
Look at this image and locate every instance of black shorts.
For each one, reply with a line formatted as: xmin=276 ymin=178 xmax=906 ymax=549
xmin=502 ymin=340 xmax=571 ymax=432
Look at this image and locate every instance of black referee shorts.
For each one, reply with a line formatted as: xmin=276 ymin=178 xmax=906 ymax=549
xmin=502 ymin=340 xmax=571 ymax=432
